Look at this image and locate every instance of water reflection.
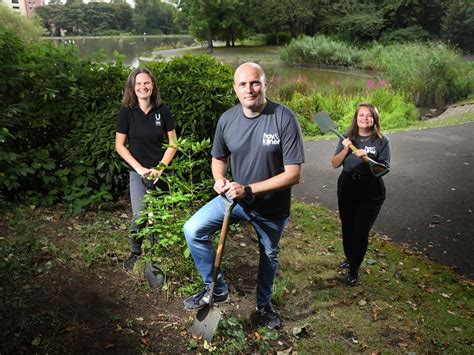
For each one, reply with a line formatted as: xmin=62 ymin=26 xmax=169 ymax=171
xmin=46 ymin=35 xmax=195 ymax=67
xmin=265 ymin=65 xmax=374 ymax=95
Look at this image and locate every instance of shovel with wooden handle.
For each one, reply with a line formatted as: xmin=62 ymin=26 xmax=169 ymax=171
xmin=189 ymin=194 xmax=236 ymax=342
xmin=314 ymin=111 xmax=389 ymax=177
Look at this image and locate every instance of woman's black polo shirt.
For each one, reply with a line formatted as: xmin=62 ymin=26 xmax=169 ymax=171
xmin=116 ymin=104 xmax=176 ymax=169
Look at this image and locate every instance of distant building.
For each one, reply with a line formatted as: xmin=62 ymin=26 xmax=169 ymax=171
xmin=1 ymin=0 xmax=44 ymax=15
xmin=1 ymin=0 xmax=27 ymax=14
xmin=25 ymin=0 xmax=45 ymax=14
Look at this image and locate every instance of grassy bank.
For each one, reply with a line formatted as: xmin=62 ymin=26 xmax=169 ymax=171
xmin=280 ymin=36 xmax=473 ymax=108
xmin=1 ymin=193 xmax=472 ymax=353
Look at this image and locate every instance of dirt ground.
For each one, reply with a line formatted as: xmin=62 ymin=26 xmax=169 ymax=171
xmin=3 ymin=200 xmax=294 ymax=354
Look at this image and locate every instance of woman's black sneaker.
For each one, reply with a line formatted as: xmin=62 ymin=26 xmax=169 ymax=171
xmin=346 ymin=269 xmax=358 ymax=286
xmin=340 ymin=259 xmax=350 ymax=269
xmin=256 ymin=302 xmax=281 ymax=329
xmin=123 ymin=253 xmax=139 ymax=271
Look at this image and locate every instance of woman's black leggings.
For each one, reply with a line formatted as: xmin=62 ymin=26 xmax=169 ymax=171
xmin=337 ymin=171 xmax=386 ymax=271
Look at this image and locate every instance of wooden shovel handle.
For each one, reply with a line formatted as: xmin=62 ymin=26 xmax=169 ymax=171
xmin=214 ymin=208 xmax=232 ymax=270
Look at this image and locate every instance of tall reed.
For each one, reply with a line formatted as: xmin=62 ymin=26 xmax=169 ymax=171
xmin=363 ymin=43 xmax=473 ymax=107
xmin=280 ymin=35 xmax=362 ymax=67
xmin=280 ymin=37 xmax=473 ymax=108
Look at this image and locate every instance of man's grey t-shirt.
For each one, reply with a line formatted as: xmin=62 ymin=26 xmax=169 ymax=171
xmin=212 ymin=100 xmax=305 ymax=218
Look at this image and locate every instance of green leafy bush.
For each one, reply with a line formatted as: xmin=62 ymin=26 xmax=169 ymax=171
xmin=136 ymin=137 xmax=214 ymax=284
xmin=146 ymin=54 xmax=235 ymax=140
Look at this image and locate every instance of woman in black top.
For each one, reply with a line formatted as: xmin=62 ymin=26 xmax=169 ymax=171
xmin=115 ymin=67 xmax=178 ymax=271
xmin=331 ymin=103 xmax=390 ymax=286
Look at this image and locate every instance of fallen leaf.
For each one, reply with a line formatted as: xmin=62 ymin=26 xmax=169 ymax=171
xmin=104 ymin=342 xmax=116 ymax=349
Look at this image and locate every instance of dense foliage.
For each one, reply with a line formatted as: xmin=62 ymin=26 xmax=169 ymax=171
xmin=178 ymin=0 xmax=473 ymax=53
xmin=34 ymin=0 xmax=183 ymax=36
xmin=145 ymin=55 xmax=235 ymax=138
xmin=0 ymin=28 xmax=235 ymax=213
xmin=135 ymin=138 xmax=214 ymax=279
xmin=364 ymin=43 xmax=473 ymax=107
xmin=273 ymin=83 xmax=419 ymax=137
xmin=280 ymin=35 xmax=363 ymax=67
xmin=281 ymin=36 xmax=473 ymax=107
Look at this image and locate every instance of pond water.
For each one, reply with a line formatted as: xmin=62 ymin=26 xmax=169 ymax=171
xmin=264 ymin=65 xmax=375 ymax=95
xmin=45 ymin=36 xmax=375 ymax=93
xmin=46 ymin=35 xmax=196 ymax=67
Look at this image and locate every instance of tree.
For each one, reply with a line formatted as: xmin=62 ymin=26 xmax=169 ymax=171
xmin=35 ymin=4 xmax=63 ymax=36
xmin=180 ymin=0 xmax=223 ymax=51
xmin=114 ymin=3 xmax=134 ymax=32
xmin=84 ymin=2 xmax=115 ymax=35
xmin=317 ymin=0 xmax=385 ymax=42
xmin=57 ymin=3 xmax=87 ymax=35
xmin=133 ymin=0 xmax=179 ymax=34
xmin=0 ymin=5 xmax=46 ymax=42
xmin=441 ymin=0 xmax=474 ymax=52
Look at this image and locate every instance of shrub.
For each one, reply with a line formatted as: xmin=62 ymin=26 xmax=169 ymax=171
xmin=136 ymin=137 xmax=214 ymax=281
xmin=279 ymin=35 xmax=363 ymax=67
xmin=265 ymin=32 xmax=291 ymax=45
xmin=146 ymin=55 xmax=235 ymax=140
xmin=379 ymin=25 xmax=430 ymax=45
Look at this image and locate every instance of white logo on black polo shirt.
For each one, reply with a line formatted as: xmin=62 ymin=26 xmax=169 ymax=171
xmin=155 ymin=113 xmax=162 ymax=126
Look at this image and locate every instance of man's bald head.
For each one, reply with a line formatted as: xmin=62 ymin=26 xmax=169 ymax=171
xmin=234 ymin=62 xmax=267 ymax=84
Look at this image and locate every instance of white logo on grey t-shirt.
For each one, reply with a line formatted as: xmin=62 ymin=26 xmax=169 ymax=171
xmin=262 ymin=133 xmax=280 ymax=146
xmin=365 ymin=146 xmax=376 ymax=154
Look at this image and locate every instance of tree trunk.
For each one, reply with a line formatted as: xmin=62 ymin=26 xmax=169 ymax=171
xmin=207 ymin=26 xmax=213 ymax=53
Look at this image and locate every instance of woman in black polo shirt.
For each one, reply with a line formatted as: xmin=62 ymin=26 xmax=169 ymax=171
xmin=331 ymin=103 xmax=390 ymax=286
xmin=115 ymin=67 xmax=178 ymax=271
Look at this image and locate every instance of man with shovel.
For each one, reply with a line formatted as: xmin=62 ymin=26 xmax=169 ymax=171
xmin=183 ymin=62 xmax=304 ymax=329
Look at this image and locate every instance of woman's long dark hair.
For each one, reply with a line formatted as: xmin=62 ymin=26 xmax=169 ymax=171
xmin=347 ymin=103 xmax=383 ymax=141
xmin=122 ymin=67 xmax=161 ymax=108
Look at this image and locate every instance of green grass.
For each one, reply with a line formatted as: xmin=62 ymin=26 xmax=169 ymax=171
xmin=396 ymin=111 xmax=474 ymax=131
xmin=279 ymin=201 xmax=473 ymax=353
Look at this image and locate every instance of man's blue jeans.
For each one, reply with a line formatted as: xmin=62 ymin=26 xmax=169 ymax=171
xmin=183 ymin=195 xmax=288 ymax=306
